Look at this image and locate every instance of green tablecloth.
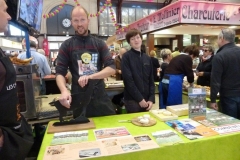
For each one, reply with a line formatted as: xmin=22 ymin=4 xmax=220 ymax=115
xmin=37 ymin=112 xmax=240 ymax=160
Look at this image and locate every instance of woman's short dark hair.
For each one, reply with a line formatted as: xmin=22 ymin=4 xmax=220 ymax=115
xmin=125 ymin=28 xmax=142 ymax=44
xmin=184 ymin=44 xmax=199 ymax=58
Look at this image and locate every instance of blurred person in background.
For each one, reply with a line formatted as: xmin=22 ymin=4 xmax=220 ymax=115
xmin=159 ymin=49 xmax=172 ymax=81
xmin=37 ymin=49 xmax=45 ymax=56
xmin=112 ymin=48 xmax=127 ymax=113
xmin=0 ymin=0 xmax=33 ymax=159
xmin=38 ymin=48 xmax=51 ymax=66
xmin=149 ymin=50 xmax=160 ymax=82
xmin=196 ymin=45 xmax=214 ymax=87
xmin=18 ymin=41 xmax=51 ymax=95
xmin=114 ymin=48 xmax=127 ymax=80
xmin=172 ymin=47 xmax=180 ymax=58
xmin=211 ymin=29 xmax=240 ymax=119
xmin=160 ymin=45 xmax=199 ymax=109
xmin=121 ymin=29 xmax=155 ymax=113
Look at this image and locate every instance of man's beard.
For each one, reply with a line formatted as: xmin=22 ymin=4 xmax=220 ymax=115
xmin=76 ymin=28 xmax=88 ymax=36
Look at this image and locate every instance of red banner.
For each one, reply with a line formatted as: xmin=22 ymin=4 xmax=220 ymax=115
xmin=42 ymin=38 xmax=49 ymax=56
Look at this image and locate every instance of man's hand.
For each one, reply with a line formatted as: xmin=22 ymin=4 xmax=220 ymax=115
xmin=210 ymin=103 xmax=218 ymax=110
xmin=139 ymin=99 xmax=148 ymax=108
xmin=196 ymin=72 xmax=204 ymax=76
xmin=59 ymin=91 xmax=71 ymax=108
xmin=78 ymin=75 xmax=92 ymax=88
xmin=146 ymin=101 xmax=153 ymax=110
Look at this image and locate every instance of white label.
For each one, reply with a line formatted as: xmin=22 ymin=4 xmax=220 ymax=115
xmin=192 ymin=88 xmax=202 ymax=94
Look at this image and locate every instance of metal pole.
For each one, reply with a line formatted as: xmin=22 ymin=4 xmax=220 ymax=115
xmin=24 ymin=29 xmax=31 ymax=58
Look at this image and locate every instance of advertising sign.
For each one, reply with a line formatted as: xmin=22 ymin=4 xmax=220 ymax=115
xmin=180 ymin=1 xmax=240 ymax=24
xmin=116 ymin=0 xmax=240 ymax=40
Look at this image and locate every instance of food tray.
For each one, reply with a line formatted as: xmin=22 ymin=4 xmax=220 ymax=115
xmin=149 ymin=109 xmax=178 ymax=121
xmin=167 ymin=104 xmax=189 ymax=116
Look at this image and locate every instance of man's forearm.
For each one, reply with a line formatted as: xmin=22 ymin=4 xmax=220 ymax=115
xmin=90 ymin=67 xmax=115 ymax=79
xmin=56 ymin=74 xmax=68 ymax=93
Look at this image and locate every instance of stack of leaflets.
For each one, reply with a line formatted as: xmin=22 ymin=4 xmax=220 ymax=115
xmin=51 ymin=130 xmax=88 ymax=145
xmin=200 ymin=109 xmax=240 ymax=135
xmin=206 ymin=109 xmax=240 ymax=126
xmin=152 ymin=130 xmax=183 ymax=146
xmin=165 ymin=119 xmax=218 ymax=140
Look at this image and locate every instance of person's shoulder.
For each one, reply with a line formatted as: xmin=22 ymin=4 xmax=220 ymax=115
xmin=60 ymin=36 xmax=75 ymax=47
xmin=90 ymin=35 xmax=105 ymax=44
xmin=18 ymin=52 xmax=26 ymax=59
xmin=124 ymin=50 xmax=132 ymax=56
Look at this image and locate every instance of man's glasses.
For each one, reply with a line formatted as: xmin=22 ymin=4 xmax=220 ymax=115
xmin=203 ymin=50 xmax=209 ymax=52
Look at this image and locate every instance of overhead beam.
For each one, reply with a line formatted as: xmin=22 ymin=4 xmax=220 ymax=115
xmin=117 ymin=0 xmax=123 ymax=26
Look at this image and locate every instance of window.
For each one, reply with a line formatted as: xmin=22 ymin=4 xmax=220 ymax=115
xmin=121 ymin=8 xmax=157 ymax=24
xmin=9 ymin=24 xmax=25 ymax=36
xmin=99 ymin=7 xmax=117 ymax=36
xmin=98 ymin=3 xmax=157 ymax=36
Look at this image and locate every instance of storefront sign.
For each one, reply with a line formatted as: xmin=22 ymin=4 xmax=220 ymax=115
xmin=116 ymin=0 xmax=240 ymax=40
xmin=116 ymin=2 xmax=181 ymax=40
xmin=180 ymin=1 xmax=240 ymax=24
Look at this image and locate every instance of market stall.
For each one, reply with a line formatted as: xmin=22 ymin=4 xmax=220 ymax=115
xmin=37 ymin=111 xmax=240 ymax=160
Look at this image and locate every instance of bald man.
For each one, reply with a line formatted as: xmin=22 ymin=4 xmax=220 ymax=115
xmin=56 ymin=6 xmax=116 ymax=117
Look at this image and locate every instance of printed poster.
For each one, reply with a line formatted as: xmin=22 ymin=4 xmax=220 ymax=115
xmin=77 ymin=52 xmax=98 ymax=76
xmin=43 ymin=135 xmax=159 ymax=159
xmin=93 ymin=126 xmax=131 ymax=140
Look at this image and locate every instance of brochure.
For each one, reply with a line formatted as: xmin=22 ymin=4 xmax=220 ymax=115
xmin=43 ymin=135 xmax=159 ymax=159
xmin=51 ymin=130 xmax=88 ymax=145
xmin=188 ymin=88 xmax=207 ymax=120
xmin=101 ymin=135 xmax=159 ymax=155
xmin=93 ymin=126 xmax=131 ymax=140
xmin=165 ymin=119 xmax=218 ymax=140
xmin=212 ymin=123 xmax=240 ymax=135
xmin=152 ymin=130 xmax=184 ymax=146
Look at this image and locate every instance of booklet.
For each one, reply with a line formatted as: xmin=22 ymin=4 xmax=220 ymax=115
xmin=50 ymin=130 xmax=88 ymax=145
xmin=152 ymin=130 xmax=184 ymax=146
xmin=188 ymin=88 xmax=207 ymax=120
xmin=165 ymin=119 xmax=218 ymax=140
xmin=93 ymin=126 xmax=131 ymax=140
xmin=43 ymin=135 xmax=159 ymax=159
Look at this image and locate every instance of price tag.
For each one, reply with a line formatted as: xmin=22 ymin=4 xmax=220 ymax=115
xmin=192 ymin=88 xmax=202 ymax=94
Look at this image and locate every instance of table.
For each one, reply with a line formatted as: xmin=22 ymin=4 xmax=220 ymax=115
xmin=37 ymin=112 xmax=240 ymax=160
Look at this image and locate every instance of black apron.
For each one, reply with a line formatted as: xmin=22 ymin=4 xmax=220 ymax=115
xmin=71 ymin=47 xmax=115 ymax=118
xmin=0 ymin=49 xmax=34 ymax=160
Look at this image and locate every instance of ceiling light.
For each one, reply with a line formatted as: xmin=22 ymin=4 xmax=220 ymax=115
xmin=229 ymin=26 xmax=237 ymax=29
